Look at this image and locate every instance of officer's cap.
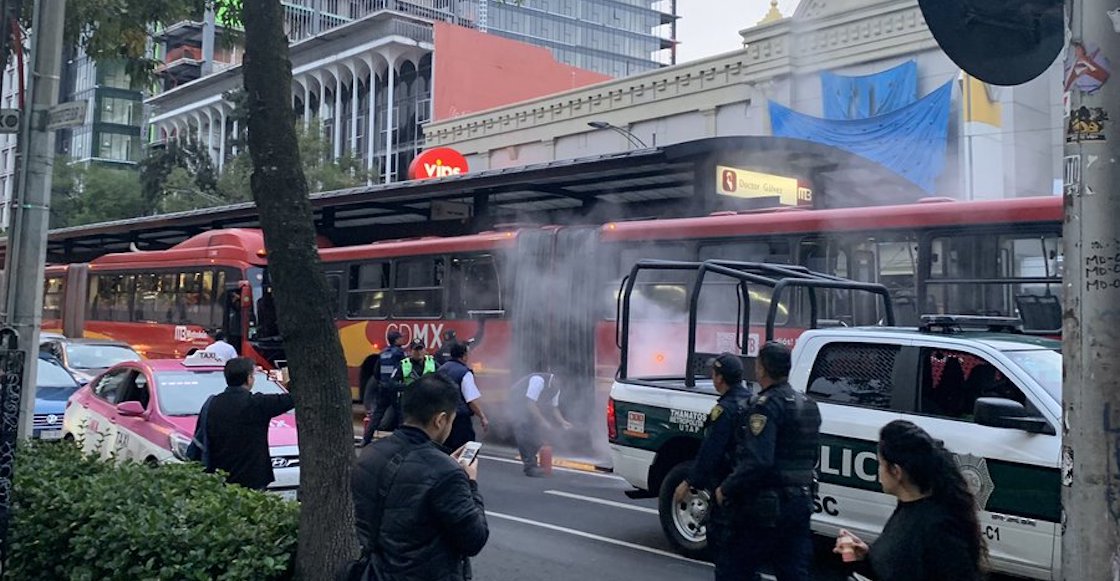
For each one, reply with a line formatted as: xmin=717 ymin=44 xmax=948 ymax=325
xmin=409 ymin=339 xmax=425 ymax=350
xmin=712 ymin=352 xmax=744 ymax=383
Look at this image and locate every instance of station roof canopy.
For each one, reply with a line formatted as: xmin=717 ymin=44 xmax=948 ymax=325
xmin=14 ymin=136 xmax=927 ymax=262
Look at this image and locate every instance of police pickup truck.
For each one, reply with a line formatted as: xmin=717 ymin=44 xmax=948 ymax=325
xmin=607 ymin=260 xmax=1061 ymax=580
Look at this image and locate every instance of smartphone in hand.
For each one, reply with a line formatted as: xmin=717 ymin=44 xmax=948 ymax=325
xmin=457 ymin=441 xmax=482 ymax=466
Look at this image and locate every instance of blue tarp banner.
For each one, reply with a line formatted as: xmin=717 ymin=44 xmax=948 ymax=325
xmin=821 ymin=60 xmax=918 ymax=120
xmin=769 ymin=80 xmax=953 ymax=192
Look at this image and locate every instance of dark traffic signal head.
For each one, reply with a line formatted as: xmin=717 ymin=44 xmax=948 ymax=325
xmin=919 ymin=0 xmax=1064 ymax=86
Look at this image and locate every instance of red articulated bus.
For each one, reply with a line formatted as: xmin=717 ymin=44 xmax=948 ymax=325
xmin=594 ymin=196 xmax=1063 ymax=381
xmin=41 ymin=197 xmax=1063 ymax=437
xmin=43 ymin=229 xmax=279 ymax=367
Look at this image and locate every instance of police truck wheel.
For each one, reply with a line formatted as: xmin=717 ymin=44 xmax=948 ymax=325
xmin=658 ymin=462 xmax=710 ymax=559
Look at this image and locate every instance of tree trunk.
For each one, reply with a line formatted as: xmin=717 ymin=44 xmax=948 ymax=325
xmin=239 ymin=0 xmax=358 ymax=577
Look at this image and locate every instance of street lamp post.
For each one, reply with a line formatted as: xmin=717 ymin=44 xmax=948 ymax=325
xmin=587 ymin=121 xmax=649 ymax=149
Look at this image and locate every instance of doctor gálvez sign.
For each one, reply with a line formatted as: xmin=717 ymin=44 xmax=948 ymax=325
xmin=716 ymin=165 xmax=812 ymax=207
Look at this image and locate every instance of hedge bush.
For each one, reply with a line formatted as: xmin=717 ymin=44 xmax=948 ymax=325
xmin=4 ymin=442 xmax=298 ymax=581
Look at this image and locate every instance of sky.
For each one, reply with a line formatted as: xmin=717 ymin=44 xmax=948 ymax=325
xmin=675 ymin=0 xmax=802 ymax=63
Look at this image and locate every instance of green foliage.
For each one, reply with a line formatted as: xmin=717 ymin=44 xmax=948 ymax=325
xmin=4 ymin=442 xmax=298 ymax=581
xmin=18 ymin=0 xmax=210 ymax=88
xmin=139 ymin=138 xmax=224 ymax=212
xmin=49 ymin=160 xmax=145 ymax=229
xmin=216 ymin=119 xmax=373 ymax=201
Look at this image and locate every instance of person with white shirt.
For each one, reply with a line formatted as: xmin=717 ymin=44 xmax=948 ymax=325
xmin=509 ymin=373 xmax=572 ymax=477
xmin=203 ymin=331 xmax=238 ymax=361
xmin=437 ymin=343 xmax=489 ymax=452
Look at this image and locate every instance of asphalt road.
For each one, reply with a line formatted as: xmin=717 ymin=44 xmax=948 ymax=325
xmin=470 ymin=448 xmax=850 ymax=581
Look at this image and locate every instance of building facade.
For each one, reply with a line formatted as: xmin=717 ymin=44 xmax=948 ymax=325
xmin=425 ymin=0 xmax=1064 ymax=201
xmin=480 ymin=0 xmax=676 ymax=77
xmin=145 ymin=8 xmax=616 ymax=184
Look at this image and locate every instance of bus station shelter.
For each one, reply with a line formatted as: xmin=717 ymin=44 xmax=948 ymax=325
xmin=9 ymin=136 xmax=926 ymax=262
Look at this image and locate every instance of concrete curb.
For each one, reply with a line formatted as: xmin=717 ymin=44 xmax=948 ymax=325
xmin=354 ymin=435 xmax=615 ymax=474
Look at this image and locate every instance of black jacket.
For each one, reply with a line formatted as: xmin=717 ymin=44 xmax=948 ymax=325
xmin=202 ymin=385 xmax=294 ymax=490
xmin=352 ymin=426 xmax=489 ymax=581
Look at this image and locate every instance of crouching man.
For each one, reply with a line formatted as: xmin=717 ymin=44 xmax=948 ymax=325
xmin=351 ymin=374 xmax=489 ymax=580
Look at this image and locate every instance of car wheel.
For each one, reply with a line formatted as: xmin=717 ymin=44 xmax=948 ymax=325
xmin=658 ymin=461 xmax=710 ymax=560
xmin=144 ymin=456 xmax=159 ymax=467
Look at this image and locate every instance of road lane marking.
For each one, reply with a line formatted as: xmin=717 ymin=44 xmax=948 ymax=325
xmin=479 ymin=454 xmax=623 ymax=480
xmin=543 ymin=490 xmax=659 ymax=515
xmin=486 ymin=510 xmax=713 ymax=567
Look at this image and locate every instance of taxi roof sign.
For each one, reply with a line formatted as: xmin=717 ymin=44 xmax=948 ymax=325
xmin=183 ymin=351 xmax=226 ymax=367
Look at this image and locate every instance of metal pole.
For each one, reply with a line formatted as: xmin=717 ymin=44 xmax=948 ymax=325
xmin=3 ymin=0 xmax=66 ymax=440
xmin=1061 ymin=0 xmax=1120 ymax=575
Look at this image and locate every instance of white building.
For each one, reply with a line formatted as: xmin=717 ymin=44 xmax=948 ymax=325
xmin=425 ymin=0 xmax=1064 ymax=200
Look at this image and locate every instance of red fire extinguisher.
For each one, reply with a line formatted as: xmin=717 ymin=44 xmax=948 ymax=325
xmin=539 ymin=445 xmax=553 ymax=475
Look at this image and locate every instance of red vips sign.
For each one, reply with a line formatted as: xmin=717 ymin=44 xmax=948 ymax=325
xmin=408 ymin=147 xmax=470 ymax=180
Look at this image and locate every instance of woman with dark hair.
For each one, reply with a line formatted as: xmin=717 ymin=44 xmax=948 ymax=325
xmin=834 ymin=420 xmax=987 ymax=580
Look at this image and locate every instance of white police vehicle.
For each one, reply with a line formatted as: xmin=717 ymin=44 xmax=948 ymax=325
xmin=607 ymin=260 xmax=1061 ymax=579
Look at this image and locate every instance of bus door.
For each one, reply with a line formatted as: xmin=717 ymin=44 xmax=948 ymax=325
xmin=799 ymin=237 xmax=858 ymax=326
xmin=223 ymin=281 xmax=251 ymax=356
xmin=851 ymin=236 xmax=920 ymax=326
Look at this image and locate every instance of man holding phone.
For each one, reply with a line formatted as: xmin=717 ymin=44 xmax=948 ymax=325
xmin=351 ymin=374 xmax=489 ymax=581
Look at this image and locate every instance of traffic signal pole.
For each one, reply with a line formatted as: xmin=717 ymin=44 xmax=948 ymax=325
xmin=3 ymin=0 xmax=66 ymax=439
xmin=1062 ymin=0 xmax=1120 ymax=576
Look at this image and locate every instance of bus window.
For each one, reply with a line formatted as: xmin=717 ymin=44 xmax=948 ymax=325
xmin=347 ymin=262 xmax=390 ymax=319
xmin=134 ymin=273 xmax=176 ymax=323
xmin=175 ymin=271 xmax=212 ymax=327
xmin=87 ymin=274 xmax=134 ymax=322
xmin=926 ymin=233 xmax=1061 ymax=318
xmin=448 ymin=255 xmax=501 ymax=318
xmin=43 ymin=276 xmax=64 ymax=321
xmin=699 ymin=239 xmax=793 ymax=325
xmin=799 ymin=238 xmax=854 ymax=325
xmin=874 ymin=238 xmax=919 ymax=325
xmin=394 ymin=257 xmax=444 ymax=318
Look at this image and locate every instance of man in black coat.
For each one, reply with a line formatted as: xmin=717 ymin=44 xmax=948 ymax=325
xmin=352 ymin=374 xmax=489 ymax=581
xmin=197 ymin=357 xmax=294 ymax=490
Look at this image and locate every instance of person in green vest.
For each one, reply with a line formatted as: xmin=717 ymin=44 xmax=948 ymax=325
xmin=382 ymin=339 xmax=437 ymax=431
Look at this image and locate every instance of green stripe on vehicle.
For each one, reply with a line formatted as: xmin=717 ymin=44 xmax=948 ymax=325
xmin=818 ymin=434 xmax=1060 ymax=523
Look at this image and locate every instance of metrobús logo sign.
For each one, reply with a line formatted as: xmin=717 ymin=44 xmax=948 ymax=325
xmin=174 ymin=326 xmax=211 ymax=342
xmin=408 ymin=147 xmax=469 ymax=180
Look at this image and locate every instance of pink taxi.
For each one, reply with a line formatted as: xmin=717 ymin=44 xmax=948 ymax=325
xmin=62 ymin=352 xmax=300 ymax=500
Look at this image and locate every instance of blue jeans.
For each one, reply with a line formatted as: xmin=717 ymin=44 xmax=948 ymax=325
xmin=714 ymin=491 xmax=813 ymax=581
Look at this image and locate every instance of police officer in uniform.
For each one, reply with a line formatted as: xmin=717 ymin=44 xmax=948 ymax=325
xmin=672 ymin=353 xmax=751 ymax=576
xmin=375 ymin=339 xmax=437 ymax=433
xmin=716 ymin=341 xmax=821 ymax=581
xmin=362 ymin=331 xmax=406 ymax=445
xmin=438 ymin=342 xmax=489 ymax=452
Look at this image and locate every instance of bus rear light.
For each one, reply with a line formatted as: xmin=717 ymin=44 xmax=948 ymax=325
xmin=654 ymin=353 xmax=665 ymax=364
xmin=607 ymin=398 xmax=617 ymax=441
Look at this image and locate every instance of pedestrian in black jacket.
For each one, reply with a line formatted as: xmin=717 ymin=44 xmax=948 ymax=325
xmin=352 ymin=374 xmax=489 ymax=581
xmin=834 ymin=420 xmax=987 ymax=580
xmin=197 ymin=357 xmax=294 ymax=490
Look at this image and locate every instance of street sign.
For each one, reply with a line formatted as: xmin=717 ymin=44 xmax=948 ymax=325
xmin=0 ymin=109 xmax=19 ymax=134
xmin=46 ymin=100 xmax=88 ymax=131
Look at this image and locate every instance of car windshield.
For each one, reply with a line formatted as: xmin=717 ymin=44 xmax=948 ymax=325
xmin=37 ymin=358 xmax=80 ymax=400
xmin=66 ymin=344 xmax=140 ymax=369
xmin=1003 ymin=349 xmax=1062 ymax=403
xmin=157 ymin=371 xmax=287 ymax=416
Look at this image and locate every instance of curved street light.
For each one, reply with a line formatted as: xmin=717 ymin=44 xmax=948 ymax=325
xmin=587 ymin=121 xmax=649 ymax=149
